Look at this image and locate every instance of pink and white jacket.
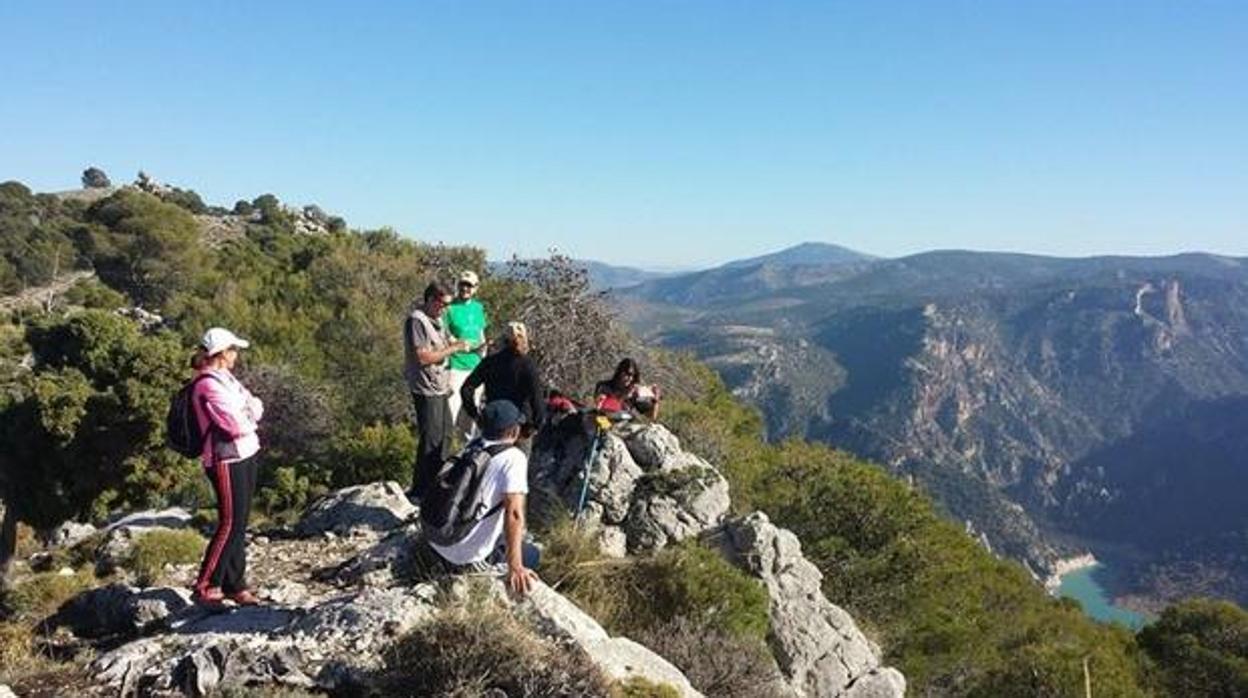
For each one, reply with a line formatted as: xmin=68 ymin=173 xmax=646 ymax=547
xmin=191 ymin=368 xmax=263 ymax=467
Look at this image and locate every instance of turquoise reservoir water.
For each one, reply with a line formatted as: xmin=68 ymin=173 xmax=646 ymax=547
xmin=1057 ymin=564 xmax=1147 ymax=629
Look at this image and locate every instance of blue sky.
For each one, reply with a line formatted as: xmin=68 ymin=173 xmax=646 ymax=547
xmin=1 ymin=1 xmax=1245 ymax=268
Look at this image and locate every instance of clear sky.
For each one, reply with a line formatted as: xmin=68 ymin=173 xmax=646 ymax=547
xmin=1 ymin=2 xmax=1245 ymax=268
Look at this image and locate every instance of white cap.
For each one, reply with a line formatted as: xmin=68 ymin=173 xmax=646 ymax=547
xmin=459 ymin=270 xmax=480 ymax=286
xmin=200 ymin=327 xmax=251 ymax=356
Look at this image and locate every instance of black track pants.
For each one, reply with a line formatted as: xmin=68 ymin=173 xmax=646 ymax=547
xmin=194 ymin=456 xmax=257 ymax=594
xmin=411 ymin=392 xmax=452 ymax=498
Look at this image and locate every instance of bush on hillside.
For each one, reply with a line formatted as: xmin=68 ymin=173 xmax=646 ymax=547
xmin=0 ymin=181 xmax=87 ymax=294
xmin=540 ymin=517 xmax=768 ymax=640
xmin=367 ymin=600 xmax=613 ymax=697
xmin=1138 ymin=598 xmax=1248 ymax=696
xmin=81 ymin=190 xmax=208 ymax=308
xmin=0 ymin=311 xmax=195 ymax=554
xmin=81 ymin=167 xmax=111 ymax=189
xmin=632 ymin=616 xmax=783 ymax=698
xmin=60 ymin=277 xmax=126 ymax=310
xmin=330 ymin=422 xmax=415 ymax=488
xmin=256 ymin=466 xmax=318 ymax=519
xmin=124 ymin=529 xmax=206 ymax=586
xmin=238 ymin=363 xmax=336 ymax=469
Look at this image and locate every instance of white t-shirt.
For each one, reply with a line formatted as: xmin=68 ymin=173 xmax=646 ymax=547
xmin=430 ymin=440 xmax=529 ymax=565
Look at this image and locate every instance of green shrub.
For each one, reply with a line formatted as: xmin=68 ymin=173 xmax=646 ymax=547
xmin=257 ymin=465 xmax=318 ymax=518
xmin=643 ymin=542 xmax=770 ymax=641
xmin=1139 ymin=598 xmax=1248 ymax=696
xmin=125 ymin=529 xmax=206 ymax=586
xmin=367 ymin=599 xmax=613 ymax=696
xmin=541 ymin=518 xmax=769 ymax=644
xmin=331 ymin=422 xmax=415 ymax=487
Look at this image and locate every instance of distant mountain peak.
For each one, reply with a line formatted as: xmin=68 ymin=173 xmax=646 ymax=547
xmin=721 ymin=242 xmax=876 ymax=270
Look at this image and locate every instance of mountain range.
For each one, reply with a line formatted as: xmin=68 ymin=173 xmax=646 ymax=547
xmin=612 ymin=242 xmax=1248 ymax=608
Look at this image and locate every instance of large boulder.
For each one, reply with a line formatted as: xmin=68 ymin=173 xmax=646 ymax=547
xmin=534 ymin=427 xmax=644 ymax=525
xmin=533 ymin=421 xmax=730 ymax=554
xmin=51 ymin=584 xmax=192 ymax=639
xmin=625 ymin=463 xmax=730 ymax=553
xmin=706 ymin=513 xmax=905 ymax=698
xmin=582 ymin=434 xmax=645 ymax=523
xmin=48 ymin=520 xmax=97 ymax=548
xmin=174 ymin=641 xmax=312 ymax=697
xmin=325 ymin=524 xmax=421 ymax=587
xmin=623 ymin=424 xmax=683 ymax=471
xmin=295 ymin=481 xmax=415 ymax=537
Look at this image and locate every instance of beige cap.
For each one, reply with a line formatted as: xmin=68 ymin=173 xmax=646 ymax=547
xmin=459 ymin=270 xmax=480 ymax=286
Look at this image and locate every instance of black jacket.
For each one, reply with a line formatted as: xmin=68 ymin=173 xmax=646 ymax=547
xmin=461 ymin=347 xmax=546 ymax=428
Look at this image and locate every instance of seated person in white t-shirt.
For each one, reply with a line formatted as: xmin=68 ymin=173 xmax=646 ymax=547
xmin=417 ymin=400 xmax=540 ymax=595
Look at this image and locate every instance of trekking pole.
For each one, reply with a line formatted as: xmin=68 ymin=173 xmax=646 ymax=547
xmin=575 ymin=414 xmax=611 ymax=524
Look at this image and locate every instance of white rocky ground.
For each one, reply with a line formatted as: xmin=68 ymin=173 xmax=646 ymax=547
xmin=17 ymin=422 xmax=904 ymax=697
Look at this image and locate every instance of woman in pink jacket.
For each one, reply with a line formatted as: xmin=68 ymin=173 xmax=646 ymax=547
xmin=190 ymin=327 xmax=264 ymax=606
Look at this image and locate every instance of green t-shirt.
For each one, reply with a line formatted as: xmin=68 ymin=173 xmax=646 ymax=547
xmin=445 ymin=298 xmax=488 ymax=371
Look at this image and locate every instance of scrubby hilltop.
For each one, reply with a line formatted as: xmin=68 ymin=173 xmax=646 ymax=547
xmin=2 ymin=172 xmax=1245 ymax=696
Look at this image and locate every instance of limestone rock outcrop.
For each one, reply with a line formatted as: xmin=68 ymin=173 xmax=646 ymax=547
xmin=707 ymin=512 xmax=906 ymax=698
xmin=294 ymin=481 xmax=415 ymax=537
xmin=51 ymin=583 xmax=192 ymax=639
xmin=533 ymin=421 xmax=731 ymax=554
xmin=49 ymin=520 xmax=97 ymax=548
xmin=89 ymin=585 xmax=438 ymax=696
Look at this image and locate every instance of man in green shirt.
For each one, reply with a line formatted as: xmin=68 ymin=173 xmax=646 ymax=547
xmin=446 ymin=270 xmax=489 ymax=441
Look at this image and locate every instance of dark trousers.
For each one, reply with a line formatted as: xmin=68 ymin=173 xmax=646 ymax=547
xmin=411 ymin=392 xmax=452 ymax=498
xmin=195 ymin=456 xmax=257 ymax=594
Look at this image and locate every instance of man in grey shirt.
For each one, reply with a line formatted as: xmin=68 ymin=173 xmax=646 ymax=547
xmin=404 ymin=281 xmax=469 ymax=499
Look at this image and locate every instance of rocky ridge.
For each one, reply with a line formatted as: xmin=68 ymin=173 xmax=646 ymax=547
xmin=31 ymin=422 xmax=904 ymax=697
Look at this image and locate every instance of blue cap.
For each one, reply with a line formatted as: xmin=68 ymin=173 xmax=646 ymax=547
xmin=482 ymin=400 xmax=526 ymax=439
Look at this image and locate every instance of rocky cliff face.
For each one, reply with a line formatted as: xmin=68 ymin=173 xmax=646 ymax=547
xmin=624 ymin=251 xmax=1248 ymax=601
xmin=16 ymin=423 xmax=904 ymax=697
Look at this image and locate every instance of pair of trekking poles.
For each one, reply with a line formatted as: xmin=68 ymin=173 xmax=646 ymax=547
xmin=574 ymin=410 xmax=630 ymax=524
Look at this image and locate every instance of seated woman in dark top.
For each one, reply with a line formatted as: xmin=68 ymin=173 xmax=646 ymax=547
xmin=594 ymin=358 xmax=661 ymax=418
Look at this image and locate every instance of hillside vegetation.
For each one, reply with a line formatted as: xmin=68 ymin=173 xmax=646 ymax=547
xmin=1 ymin=174 xmax=1244 ymax=696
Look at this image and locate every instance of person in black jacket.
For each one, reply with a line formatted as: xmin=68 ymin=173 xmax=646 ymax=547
xmin=461 ymin=322 xmax=546 ymax=438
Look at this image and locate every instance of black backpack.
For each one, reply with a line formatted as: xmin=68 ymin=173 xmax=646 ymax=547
xmin=421 ymin=442 xmax=514 ymax=547
xmin=166 ymin=374 xmax=221 ymax=458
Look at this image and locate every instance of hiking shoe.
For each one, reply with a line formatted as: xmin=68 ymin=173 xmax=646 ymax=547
xmin=227 ymin=589 xmax=262 ymax=606
xmin=192 ymin=587 xmax=226 ymax=606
